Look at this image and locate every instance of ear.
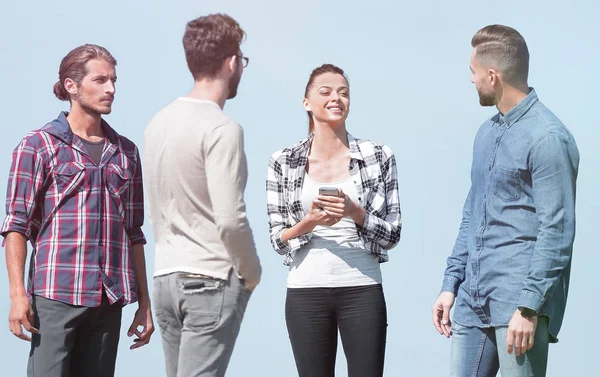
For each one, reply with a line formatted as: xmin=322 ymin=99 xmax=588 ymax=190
xmin=64 ymin=78 xmax=78 ymax=96
xmin=302 ymin=97 xmax=311 ymax=112
xmin=488 ymin=69 xmax=499 ymax=87
xmin=227 ymin=55 xmax=237 ymax=73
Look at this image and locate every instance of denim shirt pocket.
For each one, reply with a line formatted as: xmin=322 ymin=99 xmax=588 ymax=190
xmin=493 ymin=165 xmax=521 ymax=202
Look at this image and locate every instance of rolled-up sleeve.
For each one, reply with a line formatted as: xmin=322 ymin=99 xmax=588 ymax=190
xmin=266 ymin=154 xmax=293 ymax=255
xmin=125 ymin=147 xmax=146 ymax=245
xmin=357 ymin=146 xmax=401 ymax=250
xmin=1 ymin=138 xmax=45 ymax=241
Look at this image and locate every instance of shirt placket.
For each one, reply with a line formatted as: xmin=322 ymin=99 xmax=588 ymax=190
xmin=471 ymin=119 xmax=508 ymax=324
xmin=98 ymin=143 xmax=118 ymax=299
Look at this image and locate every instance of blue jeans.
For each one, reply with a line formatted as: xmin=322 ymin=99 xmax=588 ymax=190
xmin=450 ymin=317 xmax=550 ymax=377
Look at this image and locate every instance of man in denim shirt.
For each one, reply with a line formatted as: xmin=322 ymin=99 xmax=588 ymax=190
xmin=432 ymin=25 xmax=579 ymax=376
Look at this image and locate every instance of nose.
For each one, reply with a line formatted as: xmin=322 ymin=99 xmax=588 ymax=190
xmin=105 ymin=80 xmax=116 ymax=94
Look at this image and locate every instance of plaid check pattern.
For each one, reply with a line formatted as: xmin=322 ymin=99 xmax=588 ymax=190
xmin=266 ymin=133 xmax=401 ymax=265
xmin=1 ymin=112 xmax=146 ymax=307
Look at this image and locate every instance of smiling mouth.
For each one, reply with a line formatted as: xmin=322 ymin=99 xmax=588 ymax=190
xmin=327 ymin=106 xmax=344 ymax=113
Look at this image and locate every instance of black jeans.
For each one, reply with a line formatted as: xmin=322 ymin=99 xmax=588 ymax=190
xmin=285 ymin=284 xmax=387 ymax=377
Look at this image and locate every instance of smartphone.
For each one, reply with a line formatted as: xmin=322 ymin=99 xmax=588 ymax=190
xmin=319 ymin=186 xmax=339 ymax=196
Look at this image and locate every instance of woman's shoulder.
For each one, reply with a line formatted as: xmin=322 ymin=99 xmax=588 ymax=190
xmin=269 ymin=136 xmax=311 ymax=163
xmin=352 ymin=136 xmax=395 ymax=159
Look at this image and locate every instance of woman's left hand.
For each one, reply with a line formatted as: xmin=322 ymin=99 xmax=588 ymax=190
xmin=315 ymin=189 xmax=359 ymax=220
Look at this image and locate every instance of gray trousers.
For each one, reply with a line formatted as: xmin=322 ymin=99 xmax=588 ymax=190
xmin=153 ymin=270 xmax=252 ymax=377
xmin=27 ymin=294 xmax=123 ymax=377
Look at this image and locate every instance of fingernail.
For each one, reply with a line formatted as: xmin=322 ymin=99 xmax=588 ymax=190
xmin=442 ymin=320 xmax=447 ymax=325
xmin=127 ymin=332 xmax=132 ymax=336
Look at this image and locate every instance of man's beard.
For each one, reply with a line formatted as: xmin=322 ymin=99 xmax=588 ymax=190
xmin=477 ymin=88 xmax=496 ymax=107
xmin=227 ymin=68 xmax=242 ymax=99
xmin=75 ymin=92 xmax=112 ymax=115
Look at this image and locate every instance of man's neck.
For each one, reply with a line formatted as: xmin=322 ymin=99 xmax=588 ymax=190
xmin=496 ymin=84 xmax=530 ymax=115
xmin=311 ymin=122 xmax=349 ymax=158
xmin=186 ymin=79 xmax=229 ymax=109
xmin=66 ymin=104 xmax=104 ymax=139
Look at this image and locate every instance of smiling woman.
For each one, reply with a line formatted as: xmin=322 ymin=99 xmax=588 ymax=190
xmin=266 ymin=63 xmax=402 ymax=377
xmin=303 ymin=64 xmax=350 ymax=134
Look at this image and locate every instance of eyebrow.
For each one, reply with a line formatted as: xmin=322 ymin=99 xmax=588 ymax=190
xmin=93 ymin=74 xmax=117 ymax=80
xmin=318 ymin=85 xmax=349 ymax=90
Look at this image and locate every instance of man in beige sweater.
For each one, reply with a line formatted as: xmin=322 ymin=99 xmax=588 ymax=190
xmin=143 ymin=14 xmax=261 ymax=377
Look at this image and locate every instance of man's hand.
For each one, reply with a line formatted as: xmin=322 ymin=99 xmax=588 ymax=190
xmin=8 ymin=295 xmax=37 ymax=341
xmin=127 ymin=302 xmax=154 ymax=350
xmin=432 ymin=291 xmax=455 ymax=338
xmin=506 ymin=309 xmax=537 ymax=356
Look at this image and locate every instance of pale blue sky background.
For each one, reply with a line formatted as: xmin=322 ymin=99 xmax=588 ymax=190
xmin=0 ymin=0 xmax=598 ymax=376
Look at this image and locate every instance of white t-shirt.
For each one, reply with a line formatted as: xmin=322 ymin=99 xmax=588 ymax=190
xmin=286 ymin=174 xmax=382 ymax=288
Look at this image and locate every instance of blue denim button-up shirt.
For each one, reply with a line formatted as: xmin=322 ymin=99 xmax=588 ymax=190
xmin=442 ymin=89 xmax=579 ymax=341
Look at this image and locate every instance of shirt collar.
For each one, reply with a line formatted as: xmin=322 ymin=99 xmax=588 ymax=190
xmin=41 ymin=112 xmax=120 ymax=145
xmin=500 ymin=87 xmax=539 ymax=128
xmin=293 ymin=132 xmax=364 ymax=161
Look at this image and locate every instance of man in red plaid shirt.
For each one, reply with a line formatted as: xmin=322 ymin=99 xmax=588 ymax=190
xmin=1 ymin=44 xmax=154 ymax=377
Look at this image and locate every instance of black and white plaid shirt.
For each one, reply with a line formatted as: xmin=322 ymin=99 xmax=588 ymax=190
xmin=266 ymin=133 xmax=401 ymax=266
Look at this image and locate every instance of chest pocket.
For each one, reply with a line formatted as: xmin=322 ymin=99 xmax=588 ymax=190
xmin=107 ymin=163 xmax=134 ymax=197
xmin=493 ymin=166 xmax=521 ymax=202
xmin=52 ymin=162 xmax=85 ymax=198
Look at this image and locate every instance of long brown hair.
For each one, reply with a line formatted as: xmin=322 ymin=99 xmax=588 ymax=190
xmin=53 ymin=44 xmax=117 ymax=102
xmin=304 ymin=64 xmax=349 ymax=134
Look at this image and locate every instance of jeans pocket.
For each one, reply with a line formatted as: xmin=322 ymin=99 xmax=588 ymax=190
xmin=177 ymin=275 xmax=225 ymax=330
xmin=493 ymin=165 xmax=521 ymax=202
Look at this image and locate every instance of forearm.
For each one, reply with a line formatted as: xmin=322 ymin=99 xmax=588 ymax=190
xmin=359 ymin=211 xmax=401 ymax=249
xmin=5 ymin=232 xmax=28 ymax=298
xmin=518 ymin=223 xmax=575 ymax=311
xmin=349 ymin=205 xmax=366 ymax=227
xmin=442 ymin=187 xmax=473 ymax=293
xmin=131 ymin=243 xmax=150 ymax=307
xmin=281 ymin=216 xmax=315 ymax=244
xmin=217 ymin=216 xmax=261 ymax=286
xmin=518 ymin=132 xmax=579 ymax=311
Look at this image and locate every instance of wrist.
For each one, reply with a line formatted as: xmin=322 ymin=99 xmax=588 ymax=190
xmin=518 ymin=306 xmax=537 ymax=319
xmin=350 ymin=204 xmax=365 ymax=225
xmin=137 ymin=296 xmax=150 ymax=308
xmin=301 ymin=215 xmax=316 ymax=231
xmin=10 ymin=287 xmax=27 ymax=300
